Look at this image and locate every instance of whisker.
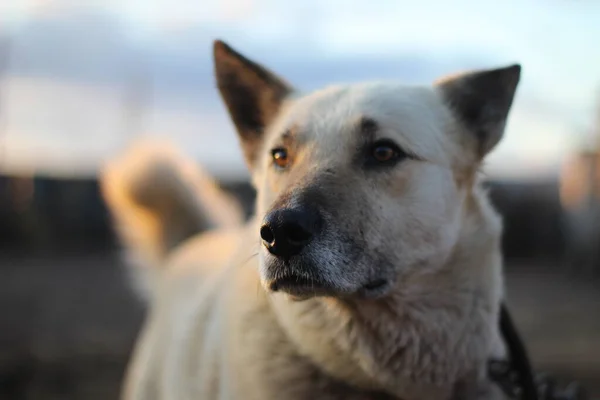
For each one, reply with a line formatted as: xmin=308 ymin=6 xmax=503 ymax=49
xmin=242 ymin=252 xmax=259 ymax=266
xmin=308 ymin=270 xmax=316 ymax=297
xmin=255 ymin=279 xmax=261 ymax=298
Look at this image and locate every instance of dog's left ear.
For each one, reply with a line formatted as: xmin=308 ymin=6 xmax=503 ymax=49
xmin=436 ymin=64 xmax=521 ymax=159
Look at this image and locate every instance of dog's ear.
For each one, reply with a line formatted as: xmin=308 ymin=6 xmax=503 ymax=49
xmin=436 ymin=64 xmax=521 ymax=159
xmin=213 ymin=40 xmax=293 ymax=168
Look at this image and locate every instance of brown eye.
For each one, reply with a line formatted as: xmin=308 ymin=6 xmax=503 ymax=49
xmin=271 ymin=148 xmax=290 ymax=169
xmin=372 ymin=145 xmax=397 ymax=162
xmin=364 ymin=139 xmax=407 ymax=169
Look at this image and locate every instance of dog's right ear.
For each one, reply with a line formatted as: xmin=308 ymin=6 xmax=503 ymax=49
xmin=213 ymin=40 xmax=293 ymax=169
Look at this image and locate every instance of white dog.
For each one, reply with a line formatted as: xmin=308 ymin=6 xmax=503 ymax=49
xmin=102 ymin=40 xmax=522 ymax=400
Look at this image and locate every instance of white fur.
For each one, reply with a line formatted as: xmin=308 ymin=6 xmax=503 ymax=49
xmin=104 ymin=66 xmax=515 ymax=400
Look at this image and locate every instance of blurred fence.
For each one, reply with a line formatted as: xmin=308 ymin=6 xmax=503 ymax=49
xmin=0 ymin=172 xmax=566 ymax=262
xmin=0 ymin=173 xmax=256 ymax=254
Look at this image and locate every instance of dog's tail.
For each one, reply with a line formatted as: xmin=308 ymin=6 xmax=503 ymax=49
xmin=100 ymin=139 xmax=244 ymax=301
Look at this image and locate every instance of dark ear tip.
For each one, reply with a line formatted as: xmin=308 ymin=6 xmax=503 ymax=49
xmin=213 ymin=39 xmax=233 ymax=59
xmin=503 ymin=63 xmax=522 ymax=81
xmin=508 ymin=63 xmax=522 ymax=71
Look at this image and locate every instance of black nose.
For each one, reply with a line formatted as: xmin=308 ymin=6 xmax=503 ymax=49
xmin=260 ymin=207 xmax=322 ymax=259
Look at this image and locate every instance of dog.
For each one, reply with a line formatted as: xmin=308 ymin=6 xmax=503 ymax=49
xmin=101 ymin=40 xmax=522 ymax=400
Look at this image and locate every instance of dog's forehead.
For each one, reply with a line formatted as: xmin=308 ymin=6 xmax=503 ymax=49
xmin=272 ymin=82 xmax=456 ymax=163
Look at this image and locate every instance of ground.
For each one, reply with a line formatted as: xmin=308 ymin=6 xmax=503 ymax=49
xmin=0 ymin=251 xmax=598 ymax=399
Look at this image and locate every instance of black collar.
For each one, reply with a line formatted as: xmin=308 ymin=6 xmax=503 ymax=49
xmin=490 ymin=303 xmax=592 ymax=400
xmin=490 ymin=302 xmax=538 ymax=399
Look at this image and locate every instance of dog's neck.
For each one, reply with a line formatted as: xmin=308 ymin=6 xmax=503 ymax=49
xmin=266 ymin=188 xmax=504 ymax=400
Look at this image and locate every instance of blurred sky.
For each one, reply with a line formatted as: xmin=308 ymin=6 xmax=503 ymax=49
xmin=0 ymin=0 xmax=599 ymax=180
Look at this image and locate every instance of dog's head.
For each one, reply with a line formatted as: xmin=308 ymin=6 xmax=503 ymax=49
xmin=214 ymin=40 xmax=520 ymax=300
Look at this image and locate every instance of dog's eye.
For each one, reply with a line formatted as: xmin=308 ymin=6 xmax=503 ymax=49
xmin=372 ymin=145 xmax=396 ymax=162
xmin=271 ymin=148 xmax=290 ymax=169
xmin=368 ymin=140 xmax=404 ymax=165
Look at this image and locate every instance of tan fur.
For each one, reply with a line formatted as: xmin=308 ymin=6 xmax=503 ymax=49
xmin=100 ymin=139 xmax=243 ymax=301
xmin=103 ymin=43 xmax=520 ymax=400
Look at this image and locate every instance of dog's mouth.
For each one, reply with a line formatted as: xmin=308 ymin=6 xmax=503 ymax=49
xmin=268 ymin=274 xmax=333 ymax=298
xmin=359 ymin=278 xmax=391 ymax=298
xmin=267 ymin=274 xmax=391 ymax=300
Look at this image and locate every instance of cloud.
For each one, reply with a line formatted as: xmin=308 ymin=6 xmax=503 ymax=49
xmin=1 ymin=0 xmax=599 ymax=178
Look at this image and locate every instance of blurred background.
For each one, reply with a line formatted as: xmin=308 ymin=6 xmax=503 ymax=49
xmin=0 ymin=0 xmax=599 ymax=399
